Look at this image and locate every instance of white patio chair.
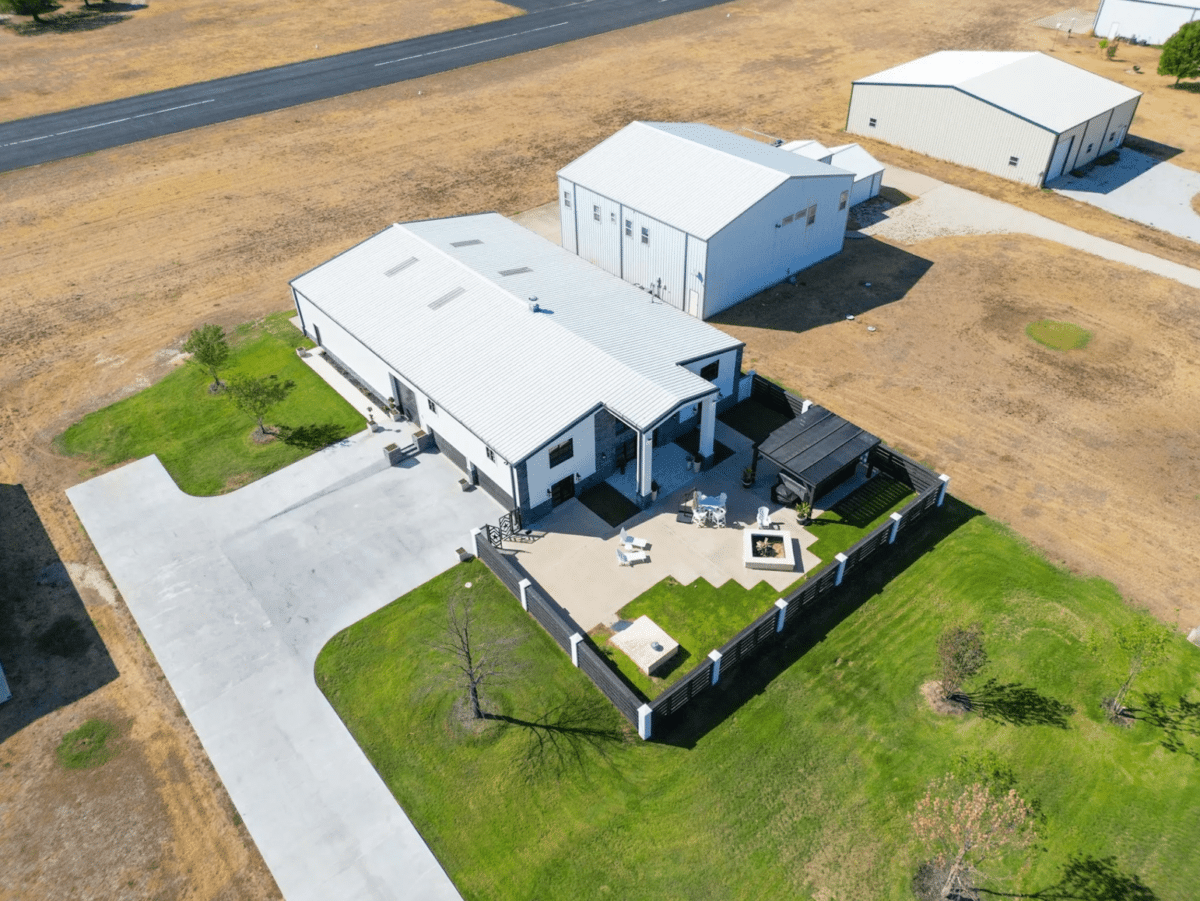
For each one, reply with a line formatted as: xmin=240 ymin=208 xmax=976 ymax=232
xmin=617 ymin=548 xmax=649 ymax=567
xmin=756 ymin=506 xmax=774 ymax=530
xmin=712 ymin=507 xmax=726 ymax=528
xmin=620 ymin=526 xmax=649 ymax=550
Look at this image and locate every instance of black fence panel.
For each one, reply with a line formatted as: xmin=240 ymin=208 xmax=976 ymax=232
xmin=751 ymin=374 xmax=805 ymax=417
xmin=525 ymin=589 xmax=574 ymax=652
xmin=868 ymin=445 xmax=939 ymax=494
xmin=651 ymin=659 xmax=715 ymax=716
xmin=718 ymin=610 xmax=780 ymax=672
xmin=476 ymin=539 xmax=523 ymax=596
xmin=576 ymin=645 xmax=641 ymax=723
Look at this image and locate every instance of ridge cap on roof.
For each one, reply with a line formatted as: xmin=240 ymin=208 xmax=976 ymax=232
xmin=641 ymin=120 xmax=796 ymax=182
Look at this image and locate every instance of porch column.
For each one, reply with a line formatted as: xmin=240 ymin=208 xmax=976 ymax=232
xmin=699 ymin=394 xmax=717 ymax=463
xmin=637 ymin=429 xmax=654 ymax=503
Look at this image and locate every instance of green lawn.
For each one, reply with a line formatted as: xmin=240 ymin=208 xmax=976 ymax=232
xmin=58 ymin=312 xmax=365 ymax=495
xmin=1026 ymin=319 xmax=1092 ymax=351
xmin=317 ymin=507 xmax=1200 ymax=900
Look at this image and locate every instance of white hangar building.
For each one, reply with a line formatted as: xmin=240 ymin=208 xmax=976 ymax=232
xmin=1095 ymin=0 xmax=1199 ymax=45
xmin=846 ymin=51 xmax=1142 ymax=186
xmin=290 ymin=213 xmax=744 ymax=523
xmin=557 ymin=122 xmax=854 ymax=321
xmin=780 ymin=140 xmax=886 ymax=206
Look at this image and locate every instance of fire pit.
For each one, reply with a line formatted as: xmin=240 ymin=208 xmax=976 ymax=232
xmin=743 ymin=529 xmax=796 ymax=571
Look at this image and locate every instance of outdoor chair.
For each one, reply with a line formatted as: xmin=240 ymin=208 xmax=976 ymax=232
xmin=756 ymin=506 xmax=776 ymax=530
xmin=617 ymin=548 xmax=649 ymax=567
xmin=620 ymin=527 xmax=649 ymax=550
xmin=698 ymin=492 xmax=727 ymax=511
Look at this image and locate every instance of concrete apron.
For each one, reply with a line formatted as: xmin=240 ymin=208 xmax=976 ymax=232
xmin=67 ymin=425 xmax=502 ymax=901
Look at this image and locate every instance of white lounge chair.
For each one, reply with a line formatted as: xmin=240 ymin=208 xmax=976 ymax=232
xmin=620 ymin=527 xmax=649 ymax=550
xmin=698 ymin=492 xmax=727 ymax=510
xmin=756 ymin=506 xmax=775 ymax=530
xmin=617 ymin=548 xmax=649 ymax=567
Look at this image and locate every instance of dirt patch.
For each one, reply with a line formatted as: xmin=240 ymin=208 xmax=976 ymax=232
xmin=1192 ymin=193 xmax=1200 ymax=217
xmin=921 ymin=681 xmax=967 ymax=716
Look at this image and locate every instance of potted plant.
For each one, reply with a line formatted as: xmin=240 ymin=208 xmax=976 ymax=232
xmin=742 ymin=467 xmax=755 ymax=488
xmin=795 ymin=499 xmax=812 ymax=525
xmin=651 ymin=480 xmax=660 ymax=502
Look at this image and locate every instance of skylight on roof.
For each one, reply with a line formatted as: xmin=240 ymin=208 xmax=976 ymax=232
xmin=384 ymin=256 xmax=418 ymax=277
xmin=498 ymin=267 xmax=532 ymax=277
xmin=450 ymin=239 xmax=483 ymax=247
xmin=428 ymin=287 xmax=465 ymax=310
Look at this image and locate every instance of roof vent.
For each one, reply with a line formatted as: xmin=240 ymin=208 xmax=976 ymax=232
xmin=450 ymin=239 xmax=483 ymax=248
xmin=384 ymin=256 xmax=418 ymax=277
xmin=429 ymin=286 xmax=465 ymax=310
xmin=527 ymin=296 xmax=540 ymax=313
xmin=499 ymin=266 xmax=532 ymax=277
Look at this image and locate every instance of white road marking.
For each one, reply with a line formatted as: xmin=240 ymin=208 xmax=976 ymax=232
xmin=374 ymin=21 xmax=569 ymax=66
xmin=0 ymin=99 xmax=216 ymax=148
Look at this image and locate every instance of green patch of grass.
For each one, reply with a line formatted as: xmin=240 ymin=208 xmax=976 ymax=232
xmin=804 ymin=475 xmax=914 ymax=575
xmin=318 ymin=510 xmax=1200 ymax=901
xmin=57 ymin=312 xmax=365 ymax=495
xmin=1026 ymin=319 xmax=1093 ymax=351
xmin=56 ymin=719 xmax=120 ymax=769
xmin=577 ymin=481 xmax=640 ymax=528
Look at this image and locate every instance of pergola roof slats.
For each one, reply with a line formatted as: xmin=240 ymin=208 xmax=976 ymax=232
xmin=755 ymin=404 xmax=881 ymax=500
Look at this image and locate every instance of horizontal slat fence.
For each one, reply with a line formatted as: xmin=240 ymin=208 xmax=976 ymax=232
xmin=577 ymin=645 xmax=643 ymax=722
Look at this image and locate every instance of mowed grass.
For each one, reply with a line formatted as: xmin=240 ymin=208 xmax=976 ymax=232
xmin=1026 ymin=319 xmax=1093 ymax=351
xmin=58 ymin=312 xmax=365 ymax=495
xmin=316 ymin=508 xmax=1200 ymax=901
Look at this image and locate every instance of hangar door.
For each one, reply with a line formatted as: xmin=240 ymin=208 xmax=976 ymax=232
xmin=1046 ymin=136 xmax=1074 ymax=183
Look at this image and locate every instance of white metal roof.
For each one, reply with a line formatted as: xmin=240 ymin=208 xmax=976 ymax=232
xmin=290 ymin=214 xmax=741 ymax=463
xmin=784 ymin=140 xmax=885 ymax=184
xmin=854 ymin=51 xmax=1141 ymax=132
xmin=558 ymin=122 xmax=851 ymax=240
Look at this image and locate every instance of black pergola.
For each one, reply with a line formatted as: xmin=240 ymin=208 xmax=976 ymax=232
xmin=752 ymin=404 xmax=880 ymax=503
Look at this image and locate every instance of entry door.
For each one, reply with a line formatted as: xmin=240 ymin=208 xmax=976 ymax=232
xmin=391 ymin=375 xmax=419 ymax=426
xmin=312 ymin=323 xmax=322 ymax=347
xmin=550 ymin=475 xmax=575 ymax=506
xmin=1047 ymin=136 xmax=1074 ymax=182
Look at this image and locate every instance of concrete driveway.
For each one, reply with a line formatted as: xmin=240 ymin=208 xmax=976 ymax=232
xmin=1050 ymin=150 xmax=1200 ymax=245
xmin=67 ymin=423 xmax=502 ymax=901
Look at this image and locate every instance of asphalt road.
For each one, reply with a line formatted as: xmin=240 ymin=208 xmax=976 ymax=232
xmin=0 ymin=0 xmax=730 ymax=173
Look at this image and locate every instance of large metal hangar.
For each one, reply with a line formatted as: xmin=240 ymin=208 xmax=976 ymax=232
xmin=557 ymin=122 xmax=854 ymax=321
xmin=846 ymin=51 xmax=1142 ymax=186
xmin=1095 ymin=0 xmax=1200 ymax=45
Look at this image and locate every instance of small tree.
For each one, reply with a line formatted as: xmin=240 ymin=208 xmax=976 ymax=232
xmin=911 ymin=775 xmax=1035 ymax=900
xmin=0 ymin=0 xmax=58 ymax=23
xmin=225 ymin=374 xmax=295 ymax=439
xmin=937 ymin=622 xmax=987 ymax=701
xmin=431 ymin=589 xmax=518 ymax=721
xmin=1159 ymin=21 xmax=1200 ymax=85
xmin=181 ymin=324 xmax=230 ymax=392
xmin=1091 ymin=614 xmax=1173 ymax=721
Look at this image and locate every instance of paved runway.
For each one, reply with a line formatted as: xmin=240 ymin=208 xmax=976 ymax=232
xmin=0 ymin=0 xmax=730 ymax=172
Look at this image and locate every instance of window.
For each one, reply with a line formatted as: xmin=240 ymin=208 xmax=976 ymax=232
xmin=593 ymin=204 xmax=601 ymax=222
xmin=1086 ymin=143 xmax=1093 ymax=154
xmin=1008 ymin=156 xmax=1019 ymax=167
xmin=806 ymin=205 xmax=817 ymax=226
xmin=427 ymin=398 xmax=437 ymax=414
xmin=868 ymin=117 xmax=877 ymax=128
xmin=839 ymin=191 xmax=849 ymax=211
xmin=563 ymin=190 xmax=571 ymax=208
xmin=1109 ymin=132 xmax=1116 ymax=141
xmin=782 ymin=214 xmax=794 ymax=226
xmin=641 ymin=226 xmax=650 ymax=245
xmin=700 ymin=360 xmax=719 ymax=381
xmin=485 ymin=447 xmax=495 ymax=462
xmin=610 ymin=212 xmax=616 ymax=223
xmin=625 ymin=219 xmax=632 ymax=237
xmin=548 ymin=439 xmax=574 ymax=467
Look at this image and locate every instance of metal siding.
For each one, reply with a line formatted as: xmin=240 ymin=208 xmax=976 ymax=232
xmin=1074 ymin=112 xmax=1115 ymax=169
xmin=621 ymin=208 xmax=689 ymax=311
xmin=848 ymin=83 xmax=1055 ymax=187
xmin=557 ymin=177 xmax=577 ymax=253
xmin=1106 ymin=96 xmax=1139 ymax=150
xmin=685 ymin=237 xmax=707 ymax=318
xmin=703 ymin=173 xmax=851 ymax=316
xmin=1095 ymin=0 xmax=1200 ymax=43
xmin=573 ymin=185 xmax=623 ymax=277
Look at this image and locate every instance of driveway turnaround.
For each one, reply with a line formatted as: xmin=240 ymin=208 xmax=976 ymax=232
xmin=67 ymin=425 xmax=502 ymax=901
xmin=1050 ymin=151 xmax=1200 ymax=245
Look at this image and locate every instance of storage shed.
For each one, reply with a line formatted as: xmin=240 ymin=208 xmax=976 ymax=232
xmin=780 ymin=140 xmax=885 ymax=206
xmin=1095 ymin=0 xmax=1199 ymax=45
xmin=557 ymin=122 xmax=854 ymax=320
xmin=847 ymin=51 xmax=1142 ymax=186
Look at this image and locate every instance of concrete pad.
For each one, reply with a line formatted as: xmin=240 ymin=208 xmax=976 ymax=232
xmin=882 ymin=166 xmax=944 ymax=198
xmin=67 ymin=424 xmax=502 ymax=901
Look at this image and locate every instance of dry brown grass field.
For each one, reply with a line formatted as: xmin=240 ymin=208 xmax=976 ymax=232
xmin=1 ymin=0 xmax=1198 ymax=897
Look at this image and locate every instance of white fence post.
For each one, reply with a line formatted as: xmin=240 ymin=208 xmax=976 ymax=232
xmin=470 ymin=527 xmax=482 ymax=557
xmin=889 ymin=512 xmax=902 ymax=544
xmin=518 ymin=578 xmax=531 ymax=612
xmin=774 ymin=598 xmax=789 ymax=632
xmin=937 ymin=473 xmax=951 ymax=506
xmin=637 ymin=704 xmax=653 ymax=740
xmin=835 ymin=552 xmax=848 ymax=586
xmin=709 ymin=649 xmax=723 ymax=685
xmin=570 ymin=632 xmax=583 ymax=667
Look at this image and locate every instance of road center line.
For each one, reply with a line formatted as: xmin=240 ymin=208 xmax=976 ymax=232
xmin=0 ymin=99 xmax=216 ymax=149
xmin=374 ymin=21 xmax=569 ymax=67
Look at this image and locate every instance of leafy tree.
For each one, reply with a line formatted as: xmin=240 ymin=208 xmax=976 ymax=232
xmin=0 ymin=0 xmax=58 ymax=23
xmin=181 ymin=324 xmax=230 ymax=392
xmin=225 ymin=373 xmax=295 ymax=439
xmin=937 ymin=622 xmax=987 ymax=701
xmin=911 ymin=775 xmax=1035 ymax=900
xmin=1159 ymin=21 xmax=1200 ymax=85
xmin=1090 ymin=614 xmax=1173 ymax=721
xmin=431 ymin=588 xmax=519 ymax=721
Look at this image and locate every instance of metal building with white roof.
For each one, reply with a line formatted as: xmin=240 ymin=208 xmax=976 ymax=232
xmin=290 ymin=213 xmax=744 ymax=520
xmin=557 ymin=122 xmax=854 ymax=320
xmin=779 ymin=140 xmax=886 ymax=206
xmin=1095 ymin=0 xmax=1200 ymax=46
xmin=847 ymin=51 xmax=1142 ymax=186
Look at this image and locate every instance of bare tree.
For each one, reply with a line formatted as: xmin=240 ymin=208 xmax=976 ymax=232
xmin=911 ymin=775 xmax=1035 ymax=900
xmin=937 ymin=623 xmax=987 ymax=701
xmin=431 ymin=589 xmax=519 ymax=721
xmin=1089 ymin=614 xmax=1173 ymax=722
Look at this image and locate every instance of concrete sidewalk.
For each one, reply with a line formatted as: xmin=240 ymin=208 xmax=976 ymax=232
xmin=67 ymin=425 xmax=502 ymax=901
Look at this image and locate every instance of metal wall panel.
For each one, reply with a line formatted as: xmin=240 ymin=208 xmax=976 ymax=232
xmin=848 ymin=83 xmax=1057 ymax=187
xmin=620 ymin=208 xmax=689 ymax=311
xmin=572 ymin=184 xmax=623 ymax=276
xmin=1095 ymin=0 xmax=1200 ymax=44
xmin=684 ymin=237 xmax=707 ymax=318
xmin=557 ymin=177 xmax=577 ymax=253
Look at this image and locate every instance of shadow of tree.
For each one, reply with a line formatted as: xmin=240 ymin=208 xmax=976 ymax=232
xmin=1126 ymin=692 xmax=1200 ymax=760
xmin=278 ymin=422 xmax=352 ymax=450
xmin=5 ymin=4 xmax=140 ymax=34
xmin=961 ymin=678 xmax=1074 ymax=729
xmin=490 ymin=689 xmax=628 ymax=781
xmin=980 ymin=853 xmax=1157 ymax=900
